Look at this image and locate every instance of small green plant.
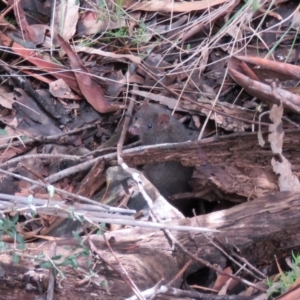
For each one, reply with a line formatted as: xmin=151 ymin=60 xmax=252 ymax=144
xmin=77 ymin=36 xmax=98 ymax=47
xmin=97 ymin=0 xmax=106 ymax=8
xmin=112 ymin=27 xmax=129 ymax=38
xmin=0 ymin=215 xmax=25 ymax=250
xmin=250 ymin=0 xmax=260 ymax=11
xmin=267 ymin=252 xmax=300 ymax=298
xmin=100 ymin=27 xmax=129 ymax=44
xmin=21 ymin=135 xmax=29 ymax=141
xmin=38 ymin=232 xmax=91 ymax=278
xmin=115 ymin=0 xmax=125 ymax=17
xmin=132 ymin=22 xmax=148 ymax=46
xmin=4 ymin=16 xmax=16 ymax=25
xmin=107 ymin=27 xmax=129 ymax=39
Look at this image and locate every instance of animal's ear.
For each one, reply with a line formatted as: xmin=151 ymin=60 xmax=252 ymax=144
xmin=157 ymin=113 xmax=170 ymax=129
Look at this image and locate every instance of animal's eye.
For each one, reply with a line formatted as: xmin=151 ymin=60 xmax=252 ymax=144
xmin=147 ymin=123 xmax=152 ymax=129
xmin=134 ymin=116 xmax=139 ymax=121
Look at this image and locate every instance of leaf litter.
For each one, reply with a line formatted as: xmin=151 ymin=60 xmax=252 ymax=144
xmin=0 ymin=0 xmax=300 ymax=298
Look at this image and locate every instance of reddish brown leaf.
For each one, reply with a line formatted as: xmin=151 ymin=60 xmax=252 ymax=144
xmin=57 ymin=34 xmax=116 ymax=113
xmin=9 ymin=0 xmax=48 ymax=44
xmin=9 ymin=0 xmax=30 ymax=41
xmin=13 ymin=42 xmax=81 ymax=94
xmin=212 ymin=267 xmax=239 ymax=292
xmin=0 ymin=30 xmax=79 ymax=92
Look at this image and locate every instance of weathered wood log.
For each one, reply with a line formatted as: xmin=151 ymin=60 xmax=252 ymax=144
xmin=1 ymin=191 xmax=300 ymax=299
xmin=122 ymin=129 xmax=300 ymax=201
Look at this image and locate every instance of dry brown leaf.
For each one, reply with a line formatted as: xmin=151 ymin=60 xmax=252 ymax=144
xmin=5 ymin=37 xmax=82 ymax=94
xmin=9 ymin=0 xmax=30 ymax=41
xmin=213 ymin=267 xmax=239 ymax=293
xmin=269 ymin=104 xmax=300 ymax=191
xmin=49 ymin=79 xmax=81 ymax=100
xmin=54 ymin=0 xmax=79 ymax=42
xmin=77 ymin=10 xmax=126 ymax=35
xmin=0 ymin=86 xmax=14 ymax=109
xmin=9 ymin=0 xmax=48 ymax=44
xmin=57 ymin=34 xmax=117 ymax=113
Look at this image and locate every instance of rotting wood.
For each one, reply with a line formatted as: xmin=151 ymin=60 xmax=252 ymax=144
xmin=0 ymin=191 xmax=300 ymax=299
xmin=122 ymin=129 xmax=300 ymax=201
xmin=122 ymin=128 xmax=300 ymax=168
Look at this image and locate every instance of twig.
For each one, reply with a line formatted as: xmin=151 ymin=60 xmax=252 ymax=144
xmin=46 ymin=242 xmax=56 ymax=300
xmin=203 ymin=235 xmax=265 ymax=280
xmin=117 ymin=95 xmax=134 ymax=165
xmin=0 ymin=168 xmax=127 ymax=211
xmin=167 ymin=248 xmax=202 ymax=286
xmin=0 ymin=123 xmax=99 ymax=151
xmin=0 ymin=153 xmax=82 ymax=169
xmin=126 ymin=285 xmax=257 ymax=300
xmin=89 ymin=237 xmax=146 ymax=300
xmin=164 ymin=230 xmax=266 ymax=292
xmin=138 ymin=64 xmax=270 ymax=129
xmin=0 ymin=193 xmax=217 ymax=233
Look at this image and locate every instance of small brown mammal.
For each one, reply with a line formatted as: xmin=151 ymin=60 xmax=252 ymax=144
xmin=128 ymin=101 xmax=193 ymax=197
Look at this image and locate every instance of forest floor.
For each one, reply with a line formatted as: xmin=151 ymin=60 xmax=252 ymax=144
xmin=0 ymin=1 xmax=299 ymax=299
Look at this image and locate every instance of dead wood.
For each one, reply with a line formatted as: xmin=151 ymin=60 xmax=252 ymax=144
xmin=1 ymin=191 xmax=300 ymax=299
xmin=122 ymin=128 xmax=300 ymax=201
